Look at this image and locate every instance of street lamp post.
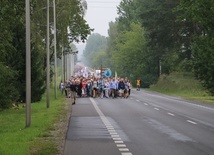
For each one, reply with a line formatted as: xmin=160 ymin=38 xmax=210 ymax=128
xmin=61 ymin=47 xmax=64 ymax=81
xmin=63 ymin=50 xmax=66 ymax=82
xmin=71 ymin=51 xmax=78 ymax=76
xmin=46 ymin=0 xmax=50 ymax=108
xmin=26 ymin=0 xmax=31 ymax=127
xmin=53 ymin=0 xmax=57 ymax=99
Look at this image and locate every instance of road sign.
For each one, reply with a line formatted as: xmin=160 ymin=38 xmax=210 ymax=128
xmin=103 ymin=68 xmax=112 ymax=78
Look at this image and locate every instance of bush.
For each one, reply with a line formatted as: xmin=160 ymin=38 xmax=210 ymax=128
xmin=0 ymin=63 xmax=19 ymax=109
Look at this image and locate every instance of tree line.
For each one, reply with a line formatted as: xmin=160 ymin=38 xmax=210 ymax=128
xmin=83 ymin=0 xmax=214 ymax=95
xmin=0 ymin=0 xmax=93 ymax=109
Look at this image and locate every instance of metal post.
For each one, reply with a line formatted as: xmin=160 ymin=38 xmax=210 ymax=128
xmin=100 ymin=64 xmax=102 ymax=78
xmin=64 ymin=53 xmax=66 ymax=82
xmin=159 ymin=59 xmax=162 ymax=76
xmin=68 ymin=54 xmax=71 ymax=79
xmin=65 ymin=54 xmax=67 ymax=80
xmin=61 ymin=47 xmax=64 ymax=81
xmin=71 ymin=54 xmax=74 ymax=76
xmin=46 ymin=0 xmax=50 ymax=108
xmin=53 ymin=0 xmax=57 ymax=99
xmin=26 ymin=0 xmax=31 ymax=127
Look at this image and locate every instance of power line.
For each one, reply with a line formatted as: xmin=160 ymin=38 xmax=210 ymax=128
xmin=88 ymin=6 xmax=118 ymax=8
xmin=87 ymin=1 xmax=120 ymax=3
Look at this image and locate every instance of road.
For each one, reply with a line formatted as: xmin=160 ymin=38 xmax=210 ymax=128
xmin=64 ymin=89 xmax=214 ymax=155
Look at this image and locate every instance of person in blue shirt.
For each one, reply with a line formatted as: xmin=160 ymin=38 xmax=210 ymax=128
xmin=110 ymin=78 xmax=117 ymax=98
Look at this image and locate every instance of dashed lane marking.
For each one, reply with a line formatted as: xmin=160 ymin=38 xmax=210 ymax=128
xmin=117 ymin=144 xmax=126 ymax=147
xmin=113 ymin=137 xmax=121 ymax=141
xmin=90 ymin=98 xmax=133 ymax=155
xmin=115 ymin=141 xmax=124 ymax=144
xmin=187 ymin=120 xmax=197 ymax=125
xmin=168 ymin=113 xmax=175 ymax=116
xmin=122 ymin=153 xmax=133 ymax=155
xmin=119 ymin=148 xmax=129 ymax=151
xmin=109 ymin=132 xmax=118 ymax=135
xmin=111 ymin=135 xmax=120 ymax=138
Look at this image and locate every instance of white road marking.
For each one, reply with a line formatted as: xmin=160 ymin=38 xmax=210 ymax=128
xmin=168 ymin=113 xmax=175 ymax=116
xmin=117 ymin=144 xmax=126 ymax=147
xmin=113 ymin=137 xmax=121 ymax=140
xmin=119 ymin=148 xmax=129 ymax=151
xmin=136 ymin=100 xmax=140 ymax=102
xmin=90 ymin=98 xmax=133 ymax=155
xmin=109 ymin=132 xmax=118 ymax=135
xmin=111 ymin=135 xmax=120 ymax=138
xmin=154 ymin=108 xmax=159 ymax=110
xmin=115 ymin=141 xmax=124 ymax=144
xmin=107 ymin=127 xmax=114 ymax=130
xmin=144 ymin=92 xmax=214 ymax=111
xmin=121 ymin=153 xmax=133 ymax=155
xmin=187 ymin=120 xmax=197 ymax=125
xmin=144 ymin=103 xmax=148 ymax=106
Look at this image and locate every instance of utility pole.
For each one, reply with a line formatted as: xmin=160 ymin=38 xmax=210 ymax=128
xmin=71 ymin=54 xmax=75 ymax=76
xmin=65 ymin=54 xmax=67 ymax=80
xmin=53 ymin=0 xmax=57 ymax=99
xmin=100 ymin=64 xmax=102 ymax=78
xmin=64 ymin=53 xmax=66 ymax=82
xmin=46 ymin=0 xmax=50 ymax=108
xmin=159 ymin=59 xmax=162 ymax=76
xmin=26 ymin=0 xmax=31 ymax=127
xmin=61 ymin=47 xmax=64 ymax=82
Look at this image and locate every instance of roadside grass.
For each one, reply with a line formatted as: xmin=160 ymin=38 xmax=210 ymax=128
xmin=149 ymin=72 xmax=214 ymax=104
xmin=0 ymin=89 xmax=67 ymax=155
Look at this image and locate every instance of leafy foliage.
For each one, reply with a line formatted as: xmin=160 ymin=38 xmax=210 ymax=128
xmin=192 ymin=36 xmax=214 ymax=95
xmin=177 ymin=0 xmax=214 ymax=95
xmin=0 ymin=0 xmax=93 ymax=109
xmin=83 ymin=33 xmax=107 ymax=68
xmin=112 ymin=23 xmax=151 ymax=84
xmin=0 ymin=63 xmax=19 ymax=109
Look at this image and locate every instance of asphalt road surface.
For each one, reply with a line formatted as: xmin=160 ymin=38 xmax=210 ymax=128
xmin=64 ymin=89 xmax=214 ymax=155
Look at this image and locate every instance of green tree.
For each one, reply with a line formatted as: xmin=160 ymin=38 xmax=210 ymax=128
xmin=0 ymin=0 xmax=26 ymax=108
xmin=177 ymin=0 xmax=214 ymax=95
xmin=112 ymin=23 xmax=156 ymax=87
xmin=0 ymin=63 xmax=19 ymax=109
xmin=83 ymin=33 xmax=107 ymax=68
xmin=0 ymin=0 xmax=93 ymax=109
xmin=117 ymin=0 xmax=140 ymax=31
xmin=138 ymin=0 xmax=182 ymax=75
xmin=106 ymin=21 xmax=119 ymax=71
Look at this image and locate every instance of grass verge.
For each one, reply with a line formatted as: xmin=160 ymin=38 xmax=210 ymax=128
xmin=149 ymin=72 xmax=214 ymax=104
xmin=0 ymin=89 xmax=70 ymax=155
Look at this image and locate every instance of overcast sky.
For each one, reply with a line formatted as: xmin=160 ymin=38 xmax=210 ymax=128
xmin=84 ymin=0 xmax=121 ymax=37
xmin=76 ymin=0 xmax=121 ymax=59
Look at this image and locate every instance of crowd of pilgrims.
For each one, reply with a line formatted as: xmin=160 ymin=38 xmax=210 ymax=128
xmin=60 ymin=76 xmax=132 ymax=104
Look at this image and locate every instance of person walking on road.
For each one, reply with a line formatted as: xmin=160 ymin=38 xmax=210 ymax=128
xmin=110 ymin=78 xmax=117 ymax=99
xmin=118 ymin=78 xmax=125 ymax=98
xmin=60 ymin=80 xmax=64 ymax=94
xmin=92 ymin=78 xmax=98 ymax=98
xmin=136 ymin=78 xmax=141 ymax=91
xmin=70 ymin=79 xmax=77 ymax=105
xmin=104 ymin=79 xmax=110 ymax=98
xmin=98 ymin=78 xmax=105 ymax=98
